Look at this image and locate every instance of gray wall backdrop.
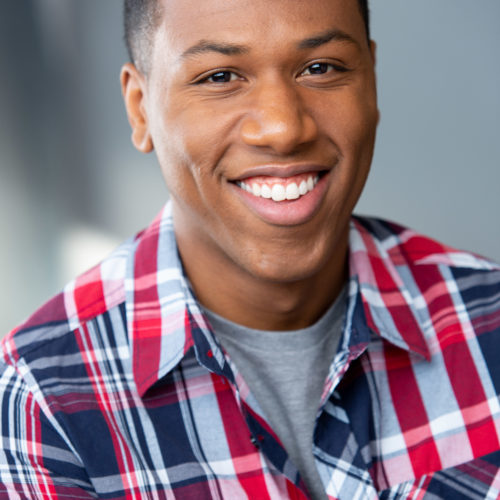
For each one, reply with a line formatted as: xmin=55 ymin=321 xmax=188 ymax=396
xmin=1 ymin=1 xmax=499 ymax=334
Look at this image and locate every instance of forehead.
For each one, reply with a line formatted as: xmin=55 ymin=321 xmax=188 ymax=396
xmin=153 ymin=0 xmax=366 ymax=57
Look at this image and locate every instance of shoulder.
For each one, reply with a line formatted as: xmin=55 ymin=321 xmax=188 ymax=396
xmin=0 ymin=236 xmax=136 ymax=436
xmin=1 ymin=236 xmax=136 ymax=369
xmin=351 ymin=214 xmax=500 ymax=273
xmin=350 ymin=215 xmax=500 ymax=348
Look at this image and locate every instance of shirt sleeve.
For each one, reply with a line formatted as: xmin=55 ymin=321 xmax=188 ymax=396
xmin=0 ymin=361 xmax=97 ymax=499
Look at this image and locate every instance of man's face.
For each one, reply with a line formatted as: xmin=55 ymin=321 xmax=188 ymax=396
xmin=134 ymin=0 xmax=378 ymax=284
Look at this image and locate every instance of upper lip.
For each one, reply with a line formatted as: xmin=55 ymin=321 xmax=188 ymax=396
xmin=229 ymin=163 xmax=331 ymax=182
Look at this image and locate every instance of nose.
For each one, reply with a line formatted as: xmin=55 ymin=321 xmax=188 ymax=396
xmin=239 ymin=78 xmax=318 ymax=154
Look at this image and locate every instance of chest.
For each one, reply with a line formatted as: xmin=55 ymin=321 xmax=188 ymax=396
xmin=55 ymin=347 xmax=500 ymax=499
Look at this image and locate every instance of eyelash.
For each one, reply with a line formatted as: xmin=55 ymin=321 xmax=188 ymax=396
xmin=195 ymin=61 xmax=348 ymax=85
xmin=198 ymin=71 xmax=242 ymax=84
xmin=300 ymin=62 xmax=348 ymax=76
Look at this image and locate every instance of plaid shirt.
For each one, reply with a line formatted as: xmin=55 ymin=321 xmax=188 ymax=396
xmin=1 ymin=202 xmax=500 ymax=500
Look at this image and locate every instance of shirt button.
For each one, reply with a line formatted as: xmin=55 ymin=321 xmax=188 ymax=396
xmin=250 ymin=436 xmax=259 ymax=447
xmin=207 ymin=349 xmax=213 ymax=358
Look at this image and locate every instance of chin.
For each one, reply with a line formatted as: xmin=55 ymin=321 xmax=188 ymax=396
xmin=252 ymin=265 xmax=315 ymax=284
xmin=239 ymin=244 xmax=335 ymax=285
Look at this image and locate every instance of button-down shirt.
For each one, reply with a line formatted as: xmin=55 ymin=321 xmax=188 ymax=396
xmin=1 ymin=203 xmax=500 ymax=499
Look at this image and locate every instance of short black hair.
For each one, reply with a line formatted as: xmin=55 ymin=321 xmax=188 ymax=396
xmin=123 ymin=0 xmax=161 ymax=73
xmin=124 ymin=0 xmax=370 ymax=73
xmin=357 ymin=0 xmax=370 ymax=42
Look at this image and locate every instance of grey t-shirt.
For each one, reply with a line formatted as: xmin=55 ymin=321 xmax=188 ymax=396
xmin=202 ymin=288 xmax=346 ymax=499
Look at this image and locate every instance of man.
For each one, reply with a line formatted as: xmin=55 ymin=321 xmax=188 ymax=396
xmin=0 ymin=0 xmax=499 ymax=498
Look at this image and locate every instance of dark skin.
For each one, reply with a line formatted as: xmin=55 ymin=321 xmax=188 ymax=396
xmin=121 ymin=0 xmax=378 ymax=331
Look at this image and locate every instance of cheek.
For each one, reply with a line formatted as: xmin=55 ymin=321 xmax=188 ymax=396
xmin=160 ymin=105 xmax=232 ymax=183
xmin=328 ymin=91 xmax=377 ymax=150
xmin=337 ymin=101 xmax=376 ymax=189
xmin=319 ymin=91 xmax=377 ymax=206
xmin=153 ymin=112 xmax=238 ymax=233
xmin=152 ymin=111 xmax=207 ymax=195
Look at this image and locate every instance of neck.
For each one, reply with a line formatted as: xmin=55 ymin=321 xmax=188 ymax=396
xmin=176 ymin=227 xmax=349 ymax=332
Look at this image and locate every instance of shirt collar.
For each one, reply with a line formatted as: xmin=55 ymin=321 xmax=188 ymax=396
xmin=126 ymin=205 xmax=445 ymax=396
xmin=348 ymin=216 xmax=431 ymax=360
xmin=125 ymin=203 xmax=226 ymax=396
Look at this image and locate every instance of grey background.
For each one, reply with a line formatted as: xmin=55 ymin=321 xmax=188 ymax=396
xmin=1 ymin=0 xmax=499 ymax=335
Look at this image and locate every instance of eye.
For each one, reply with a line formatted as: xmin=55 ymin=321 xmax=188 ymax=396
xmin=300 ymin=62 xmax=347 ymax=77
xmin=199 ymin=71 xmax=241 ymax=84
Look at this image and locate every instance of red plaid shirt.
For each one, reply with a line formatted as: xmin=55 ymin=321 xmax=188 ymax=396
xmin=1 ymin=202 xmax=500 ymax=499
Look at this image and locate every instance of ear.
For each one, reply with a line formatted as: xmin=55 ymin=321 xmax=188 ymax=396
xmin=120 ymin=63 xmax=154 ymax=153
xmin=369 ymin=40 xmax=377 ymax=64
xmin=368 ymin=40 xmax=380 ymax=125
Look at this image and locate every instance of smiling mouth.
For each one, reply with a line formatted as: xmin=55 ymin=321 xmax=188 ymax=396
xmin=235 ymin=172 xmax=323 ymax=202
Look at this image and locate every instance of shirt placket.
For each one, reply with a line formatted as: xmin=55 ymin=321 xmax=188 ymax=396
xmin=223 ymin=355 xmax=310 ymax=498
xmin=312 ymin=297 xmax=380 ymax=499
xmin=190 ymin=319 xmax=309 ymax=498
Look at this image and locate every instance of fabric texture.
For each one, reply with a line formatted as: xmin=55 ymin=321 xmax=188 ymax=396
xmin=1 ymin=202 xmax=500 ymax=499
xmin=202 ymin=286 xmax=346 ymax=500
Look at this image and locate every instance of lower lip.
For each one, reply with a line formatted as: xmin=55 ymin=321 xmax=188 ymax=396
xmin=230 ymin=173 xmax=330 ymax=226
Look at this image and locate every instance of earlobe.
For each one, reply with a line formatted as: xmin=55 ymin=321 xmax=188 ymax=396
xmin=120 ymin=63 xmax=154 ymax=153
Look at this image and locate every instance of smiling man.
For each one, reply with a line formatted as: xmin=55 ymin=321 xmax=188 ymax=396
xmin=1 ymin=1 xmax=500 ymax=499
xmin=122 ymin=0 xmax=377 ymax=333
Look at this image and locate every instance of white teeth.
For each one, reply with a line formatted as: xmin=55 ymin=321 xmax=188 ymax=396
xmin=261 ymin=184 xmax=272 ymax=199
xmin=271 ymin=184 xmax=286 ymax=202
xmin=285 ymin=183 xmax=299 ymax=200
xmin=238 ymin=174 xmax=320 ymax=202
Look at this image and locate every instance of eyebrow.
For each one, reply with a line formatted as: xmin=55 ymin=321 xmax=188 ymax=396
xmin=181 ymin=40 xmax=250 ymax=60
xmin=180 ymin=27 xmax=359 ymax=61
xmin=297 ymin=28 xmax=359 ymax=50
